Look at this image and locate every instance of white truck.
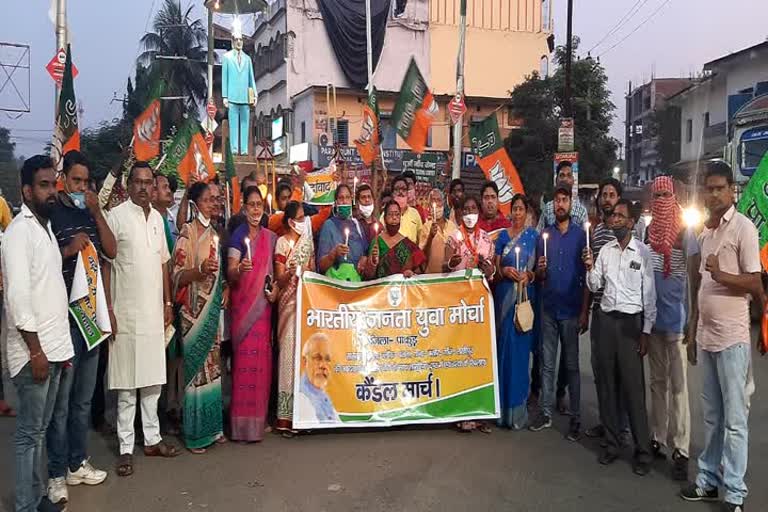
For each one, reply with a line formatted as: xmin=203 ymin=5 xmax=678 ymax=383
xmin=725 ymin=92 xmax=768 ymax=186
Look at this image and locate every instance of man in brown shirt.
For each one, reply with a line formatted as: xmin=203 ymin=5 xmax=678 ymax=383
xmin=681 ymin=161 xmax=763 ymax=512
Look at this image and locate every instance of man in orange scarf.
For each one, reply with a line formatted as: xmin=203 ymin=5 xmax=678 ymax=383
xmin=645 ymin=176 xmax=699 ymax=481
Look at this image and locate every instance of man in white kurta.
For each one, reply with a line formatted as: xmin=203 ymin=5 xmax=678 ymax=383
xmin=105 ymin=163 xmax=175 ymax=467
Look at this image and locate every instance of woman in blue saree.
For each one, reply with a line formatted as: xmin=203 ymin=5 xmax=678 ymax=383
xmin=494 ymin=194 xmax=539 ymax=430
xmin=316 ymin=184 xmax=369 ymax=281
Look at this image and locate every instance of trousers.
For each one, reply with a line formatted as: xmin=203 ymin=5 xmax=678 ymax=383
xmin=228 ymin=103 xmax=250 ymax=155
xmin=648 ymin=331 xmax=690 ymax=456
xmin=116 ymin=386 xmax=162 ymax=455
xmin=594 ymin=310 xmax=651 ymax=462
xmin=540 ymin=313 xmax=580 ymax=420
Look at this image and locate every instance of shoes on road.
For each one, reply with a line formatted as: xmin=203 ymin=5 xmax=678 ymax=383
xmin=38 ymin=496 xmax=67 ymax=511
xmin=598 ymin=450 xmax=618 ymax=465
xmin=528 ymin=414 xmax=552 ymax=432
xmin=46 ymin=478 xmax=67 ymax=505
xmin=651 ymin=440 xmax=667 ymax=460
xmin=585 ymin=424 xmax=605 ymax=438
xmin=671 ymin=450 xmax=689 ymax=481
xmin=680 ymin=483 xmax=719 ymax=502
xmin=722 ymin=502 xmax=745 ymax=512
xmin=632 ymin=459 xmax=651 ymax=476
xmin=566 ymin=420 xmax=581 ymax=442
xmin=67 ymin=458 xmax=108 ymax=486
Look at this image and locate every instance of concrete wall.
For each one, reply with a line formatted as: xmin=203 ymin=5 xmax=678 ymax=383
xmin=429 ymin=0 xmax=551 ymax=97
xmin=252 ymin=0 xmax=289 ymax=123
xmin=285 ymin=0 xmax=430 ymax=97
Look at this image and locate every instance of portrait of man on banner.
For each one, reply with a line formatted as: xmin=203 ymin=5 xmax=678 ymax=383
xmin=296 ymin=333 xmax=340 ymax=423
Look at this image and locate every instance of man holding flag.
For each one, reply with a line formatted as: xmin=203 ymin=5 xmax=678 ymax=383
xmin=46 ymin=151 xmax=115 ymax=504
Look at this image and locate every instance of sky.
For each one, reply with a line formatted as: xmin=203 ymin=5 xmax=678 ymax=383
xmin=1 ymin=0 xmax=767 ymax=160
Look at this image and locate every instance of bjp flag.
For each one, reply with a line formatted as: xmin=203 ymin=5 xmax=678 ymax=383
xmin=392 ymin=59 xmax=438 ymax=154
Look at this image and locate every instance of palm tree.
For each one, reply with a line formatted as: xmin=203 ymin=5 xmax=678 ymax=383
xmin=137 ymin=0 xmax=208 ymax=133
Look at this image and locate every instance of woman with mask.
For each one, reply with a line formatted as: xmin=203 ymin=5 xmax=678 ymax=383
xmin=444 ymin=195 xmax=496 ymax=433
xmin=418 ymin=188 xmax=458 ymax=273
xmin=317 ymin=184 xmax=369 ymax=281
xmin=226 ymin=186 xmax=279 ymax=442
xmin=494 ymin=194 xmax=538 ymax=430
xmin=274 ymin=201 xmax=315 ymax=435
xmin=363 ymin=200 xmax=426 ymax=279
xmin=171 ymin=182 xmax=226 ymax=453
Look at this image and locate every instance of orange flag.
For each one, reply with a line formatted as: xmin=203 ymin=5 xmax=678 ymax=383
xmin=178 ymin=132 xmax=216 ymax=186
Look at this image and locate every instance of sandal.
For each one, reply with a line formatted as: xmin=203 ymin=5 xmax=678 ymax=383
xmin=143 ymin=441 xmax=180 ymax=458
xmin=116 ymin=454 xmax=133 ymax=477
xmin=457 ymin=421 xmax=476 ymax=433
xmin=477 ymin=423 xmax=493 ymax=434
xmin=215 ymin=435 xmax=229 ymax=444
xmin=189 ymin=447 xmax=207 ymax=455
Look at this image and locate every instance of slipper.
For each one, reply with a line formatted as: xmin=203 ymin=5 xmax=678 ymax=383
xmin=116 ymin=454 xmax=133 ymax=477
xmin=143 ymin=441 xmax=180 ymax=458
xmin=188 ymin=447 xmax=206 ymax=455
xmin=477 ymin=423 xmax=493 ymax=434
xmin=215 ymin=436 xmax=229 ymax=444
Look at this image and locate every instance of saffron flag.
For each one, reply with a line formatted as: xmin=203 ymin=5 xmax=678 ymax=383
xmin=51 ymin=44 xmax=79 ymax=174
xmin=354 ymin=87 xmax=380 ymax=167
xmin=737 ymin=150 xmax=768 ymax=270
xmin=392 ymin=59 xmax=438 ymax=154
xmin=162 ymin=120 xmax=215 ymax=186
xmin=133 ymin=80 xmax=164 ymax=161
xmin=225 ymin=141 xmax=240 ymax=215
xmin=469 ymin=114 xmax=525 ymax=216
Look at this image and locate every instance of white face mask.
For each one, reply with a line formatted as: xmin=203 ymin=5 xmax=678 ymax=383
xmin=462 ymin=213 xmax=478 ymax=229
xmin=359 ymin=203 xmax=375 ymax=219
xmin=192 ymin=201 xmax=211 ymax=228
xmin=291 ymin=219 xmax=306 ymax=236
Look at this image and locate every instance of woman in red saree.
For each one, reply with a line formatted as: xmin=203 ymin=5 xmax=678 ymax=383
xmin=226 ymin=186 xmax=279 ymax=441
xmin=363 ymin=200 xmax=426 ymax=279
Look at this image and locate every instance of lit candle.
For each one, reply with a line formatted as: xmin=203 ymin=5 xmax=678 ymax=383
xmin=344 ymin=227 xmax=350 ymax=246
xmin=584 ymin=221 xmax=591 ymax=252
xmin=432 ymin=201 xmax=437 ymax=222
xmin=266 ymin=193 xmax=272 ymax=215
xmin=213 ymin=235 xmax=220 ymax=262
xmin=296 ymin=264 xmax=302 ymax=277
xmin=373 ymin=222 xmax=379 ymax=236
xmin=542 ymin=232 xmax=549 ymax=260
xmin=515 ymin=246 xmax=520 ymax=271
xmin=353 ymin=176 xmax=358 ymax=203
xmin=245 ymin=237 xmax=252 ymax=261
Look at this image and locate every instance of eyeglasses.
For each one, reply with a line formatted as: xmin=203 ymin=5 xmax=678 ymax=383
xmin=609 ymin=212 xmax=628 ymax=220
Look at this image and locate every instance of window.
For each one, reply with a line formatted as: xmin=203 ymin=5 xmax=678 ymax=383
xmin=542 ymin=0 xmax=552 ymax=31
xmin=686 ymin=119 xmax=693 ymax=143
xmin=704 ymin=112 xmax=710 ymax=128
xmin=300 ymin=121 xmax=306 ymax=144
xmin=379 ymin=114 xmax=397 ymax=149
xmin=425 ymin=127 xmax=432 ymax=148
xmin=336 ymin=119 xmax=349 ymax=146
xmin=539 ymin=55 xmax=549 ymax=77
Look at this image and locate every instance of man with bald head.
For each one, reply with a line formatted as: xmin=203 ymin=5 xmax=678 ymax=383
xmin=296 ymin=333 xmax=339 ymax=423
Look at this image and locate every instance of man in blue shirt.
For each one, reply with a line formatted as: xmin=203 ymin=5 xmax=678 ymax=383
xmin=530 ymin=182 xmax=587 ymax=440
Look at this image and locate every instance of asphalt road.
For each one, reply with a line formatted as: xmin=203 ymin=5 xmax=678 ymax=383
xmin=1 ymin=333 xmax=766 ymax=512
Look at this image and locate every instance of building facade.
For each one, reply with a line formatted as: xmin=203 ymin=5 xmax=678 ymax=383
xmin=238 ymin=0 xmax=552 ymax=180
xmin=624 ymin=78 xmax=695 ymax=185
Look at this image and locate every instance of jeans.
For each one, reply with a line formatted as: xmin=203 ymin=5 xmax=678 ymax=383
xmin=13 ymin=361 xmax=64 ymax=512
xmin=46 ymin=326 xmax=101 ymax=478
xmin=696 ymin=343 xmax=751 ymax=505
xmin=540 ymin=312 xmax=580 ymax=420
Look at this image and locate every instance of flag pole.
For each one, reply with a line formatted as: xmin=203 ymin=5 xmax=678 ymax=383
xmin=365 ymin=0 xmax=379 ymax=203
xmin=54 ymin=0 xmax=67 ymax=115
xmin=451 ymin=0 xmax=467 ymax=180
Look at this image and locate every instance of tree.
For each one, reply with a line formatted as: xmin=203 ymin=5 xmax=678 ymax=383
xmin=505 ymin=37 xmax=619 ymax=195
xmin=137 ymin=0 xmax=208 ymax=133
xmin=0 ymin=126 xmax=20 ymax=206
xmin=80 ymin=119 xmax=132 ymax=182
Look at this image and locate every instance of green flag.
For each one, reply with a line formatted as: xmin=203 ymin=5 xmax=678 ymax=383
xmin=737 ymin=150 xmax=768 ymax=270
xmin=392 ymin=59 xmax=437 ymax=154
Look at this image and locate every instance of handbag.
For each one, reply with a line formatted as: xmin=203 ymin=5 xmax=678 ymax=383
xmin=515 ymin=283 xmax=534 ymax=333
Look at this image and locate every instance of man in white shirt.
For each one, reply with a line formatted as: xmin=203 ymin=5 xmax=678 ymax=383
xmin=585 ymin=198 xmax=656 ymax=476
xmin=103 ymin=162 xmax=179 ymax=477
xmin=2 ymin=155 xmax=74 ymax=512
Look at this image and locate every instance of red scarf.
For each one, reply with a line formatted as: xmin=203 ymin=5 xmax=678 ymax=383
xmin=648 ymin=176 xmax=681 ymax=277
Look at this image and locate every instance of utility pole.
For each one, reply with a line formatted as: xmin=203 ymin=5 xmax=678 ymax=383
xmin=451 ymin=0 xmax=467 ymax=180
xmin=564 ymin=0 xmax=573 ymax=118
xmin=54 ymin=0 xmax=67 ymax=114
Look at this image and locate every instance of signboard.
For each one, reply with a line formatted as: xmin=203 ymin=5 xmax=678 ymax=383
xmin=293 ymin=270 xmax=499 ymax=429
xmin=558 ymin=118 xmax=574 ymax=152
xmin=554 ymin=151 xmax=579 ymax=198
xmin=46 ymin=48 xmax=78 ymax=87
xmin=316 ymin=146 xmax=448 ymax=185
xmin=448 ymin=94 xmax=467 ymax=125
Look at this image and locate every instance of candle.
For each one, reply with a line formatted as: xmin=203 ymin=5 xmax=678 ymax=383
xmin=432 ymin=201 xmax=437 ymax=222
xmin=296 ymin=264 xmax=302 ymax=277
xmin=542 ymin=232 xmax=549 ymax=260
xmin=213 ymin=235 xmax=220 ymax=262
xmin=373 ymin=222 xmax=379 ymax=235
xmin=344 ymin=227 xmax=350 ymax=246
xmin=353 ymin=176 xmax=358 ymax=203
xmin=245 ymin=237 xmax=252 ymax=261
xmin=515 ymin=246 xmax=520 ymax=271
xmin=266 ymin=193 xmax=272 ymax=215
xmin=584 ymin=221 xmax=591 ymax=252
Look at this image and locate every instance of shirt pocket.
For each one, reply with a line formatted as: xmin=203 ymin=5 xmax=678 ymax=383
xmin=624 ymin=260 xmax=643 ymax=290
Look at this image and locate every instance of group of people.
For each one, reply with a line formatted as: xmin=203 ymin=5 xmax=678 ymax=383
xmin=0 ymin=152 xmax=760 ymax=512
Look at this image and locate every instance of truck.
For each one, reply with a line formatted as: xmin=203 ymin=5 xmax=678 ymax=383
xmin=725 ymin=92 xmax=768 ymax=185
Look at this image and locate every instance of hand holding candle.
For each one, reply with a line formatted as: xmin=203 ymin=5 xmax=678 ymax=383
xmin=245 ymin=237 xmax=252 ymax=261
xmin=515 ymin=246 xmax=521 ymax=271
xmin=213 ymin=235 xmax=220 ymax=262
xmin=584 ymin=221 xmax=591 ymax=252
xmin=542 ymin=232 xmax=549 ymax=260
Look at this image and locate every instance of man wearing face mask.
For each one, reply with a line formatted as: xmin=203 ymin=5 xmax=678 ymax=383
xmin=46 ymin=150 xmax=117 ymax=503
xmin=585 ymin=198 xmax=656 ymax=476
xmin=354 ymin=183 xmax=378 ymax=241
xmin=383 ymin=175 xmax=422 ymax=245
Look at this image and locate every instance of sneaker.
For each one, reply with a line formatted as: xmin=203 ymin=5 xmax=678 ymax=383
xmin=566 ymin=420 xmax=581 ymax=442
xmin=651 ymin=440 xmax=667 ymax=460
xmin=528 ymin=414 xmax=552 ymax=432
xmin=722 ymin=502 xmax=745 ymax=512
xmin=585 ymin=424 xmax=605 ymax=438
xmin=46 ymin=477 xmax=68 ymax=504
xmin=680 ymin=483 xmax=719 ymax=502
xmin=67 ymin=459 xmax=108 ymax=486
xmin=671 ymin=450 xmax=689 ymax=481
xmin=38 ymin=496 xmax=67 ymax=512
